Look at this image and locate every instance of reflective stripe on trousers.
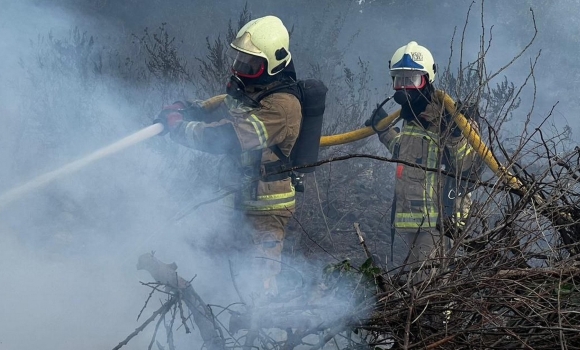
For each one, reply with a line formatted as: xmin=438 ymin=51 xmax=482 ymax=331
xmin=242 ymin=187 xmax=296 ymax=211
xmin=394 ymin=212 xmax=438 ymax=228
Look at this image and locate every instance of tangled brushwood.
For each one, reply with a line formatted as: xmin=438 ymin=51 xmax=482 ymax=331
xmin=115 ymin=141 xmax=580 ymax=349
xmin=115 ymin=140 xmax=580 ymax=350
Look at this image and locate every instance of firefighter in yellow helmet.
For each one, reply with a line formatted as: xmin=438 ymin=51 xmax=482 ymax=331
xmin=366 ymin=41 xmax=481 ymax=283
xmin=154 ymin=15 xmax=302 ymax=298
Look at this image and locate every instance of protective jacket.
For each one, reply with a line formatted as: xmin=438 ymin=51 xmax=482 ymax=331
xmin=170 ymin=81 xmax=302 ymax=216
xmin=379 ymin=93 xmax=477 ymax=230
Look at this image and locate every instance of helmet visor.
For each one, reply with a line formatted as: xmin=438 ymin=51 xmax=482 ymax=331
xmin=392 ymin=71 xmax=427 ymax=90
xmin=227 ymin=48 xmax=266 ymax=78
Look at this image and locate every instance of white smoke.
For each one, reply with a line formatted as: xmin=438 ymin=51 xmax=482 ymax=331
xmin=2 ymin=1 xmax=578 ymax=349
xmin=0 ymin=2 xmax=247 ymax=349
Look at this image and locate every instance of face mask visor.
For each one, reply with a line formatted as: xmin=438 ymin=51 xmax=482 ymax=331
xmin=227 ymin=48 xmax=266 ymax=78
xmin=392 ymin=71 xmax=427 ymax=90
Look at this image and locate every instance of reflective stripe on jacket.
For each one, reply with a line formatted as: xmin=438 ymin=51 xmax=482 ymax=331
xmin=171 ymin=88 xmax=302 ymax=214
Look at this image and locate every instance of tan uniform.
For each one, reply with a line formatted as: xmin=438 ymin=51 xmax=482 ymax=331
xmin=171 ymin=84 xmax=302 ymax=296
xmin=379 ymin=93 xmax=477 ymax=282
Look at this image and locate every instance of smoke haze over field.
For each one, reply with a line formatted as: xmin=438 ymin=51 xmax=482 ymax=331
xmin=1 ymin=0 xmax=579 ymax=349
xmin=0 ymin=2 xmax=241 ymax=349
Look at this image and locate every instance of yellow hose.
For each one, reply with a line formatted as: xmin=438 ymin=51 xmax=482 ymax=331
xmin=199 ymin=94 xmax=401 ymax=146
xmin=200 ymin=91 xmax=522 ymax=189
xmin=435 ymin=91 xmax=523 ymax=190
xmin=319 ymin=110 xmax=401 ymax=147
xmin=200 ymin=94 xmax=227 ymax=111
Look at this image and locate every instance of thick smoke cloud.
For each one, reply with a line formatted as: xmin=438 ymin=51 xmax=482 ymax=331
xmin=1 ymin=1 xmax=579 ymax=349
xmin=0 ymin=2 xmax=242 ymax=349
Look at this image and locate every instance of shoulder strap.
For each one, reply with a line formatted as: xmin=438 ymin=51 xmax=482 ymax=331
xmin=270 ymin=145 xmax=290 ymax=169
xmin=257 ymin=81 xmax=301 ymax=167
xmin=255 ymin=81 xmax=301 ymax=104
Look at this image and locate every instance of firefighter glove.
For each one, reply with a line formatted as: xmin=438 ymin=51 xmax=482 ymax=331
xmin=364 ymin=104 xmax=389 ymax=127
xmin=153 ymin=101 xmax=186 ymax=135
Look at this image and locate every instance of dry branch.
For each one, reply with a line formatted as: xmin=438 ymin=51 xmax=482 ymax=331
xmin=137 ymin=252 xmax=225 ymax=350
xmin=113 ymin=298 xmax=177 ymax=350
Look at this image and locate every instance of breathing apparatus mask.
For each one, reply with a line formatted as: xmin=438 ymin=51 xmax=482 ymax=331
xmin=228 ymin=47 xmax=267 ymax=79
xmin=392 ymin=72 xmax=429 ymax=105
xmin=226 ymin=48 xmax=279 ymax=105
xmin=226 ymin=48 xmax=268 ymax=98
xmin=226 ymin=50 xmax=296 ymax=111
xmin=393 ymin=89 xmax=427 ymax=106
xmin=226 ymin=75 xmax=246 ymax=100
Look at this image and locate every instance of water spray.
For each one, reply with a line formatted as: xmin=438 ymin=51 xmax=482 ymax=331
xmin=0 ymin=123 xmax=165 ymax=210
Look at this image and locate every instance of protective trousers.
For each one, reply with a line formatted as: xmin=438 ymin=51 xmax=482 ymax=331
xmin=242 ymin=213 xmax=289 ymax=298
xmin=397 ymin=227 xmax=448 ymax=284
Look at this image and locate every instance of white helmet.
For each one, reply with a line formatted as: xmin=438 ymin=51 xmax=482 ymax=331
xmin=229 ymin=15 xmax=292 ymax=77
xmin=389 ymin=41 xmax=436 ymax=89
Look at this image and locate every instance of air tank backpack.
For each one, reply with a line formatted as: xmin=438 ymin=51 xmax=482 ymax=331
xmin=258 ymin=79 xmax=328 ymax=192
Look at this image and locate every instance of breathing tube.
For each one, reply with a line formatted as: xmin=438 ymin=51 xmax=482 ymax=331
xmin=369 ymin=95 xmax=395 ymax=134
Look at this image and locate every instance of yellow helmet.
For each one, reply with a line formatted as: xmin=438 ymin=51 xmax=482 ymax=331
xmin=229 ymin=15 xmax=292 ymax=77
xmin=389 ymin=41 xmax=436 ymax=89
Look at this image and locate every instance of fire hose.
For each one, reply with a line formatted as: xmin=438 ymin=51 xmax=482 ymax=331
xmin=200 ymin=93 xmax=514 ymax=183
xmin=0 ymin=92 xmax=549 ymax=200
xmin=1 ymin=91 xmax=576 ymax=246
xmin=202 ymin=93 xmax=577 ymax=233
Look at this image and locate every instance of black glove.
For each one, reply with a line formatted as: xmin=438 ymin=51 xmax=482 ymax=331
xmin=364 ymin=104 xmax=389 ymax=127
xmin=153 ymin=101 xmax=186 ymax=136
